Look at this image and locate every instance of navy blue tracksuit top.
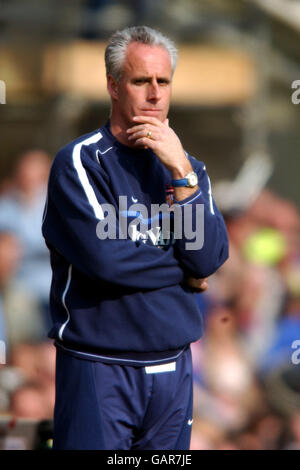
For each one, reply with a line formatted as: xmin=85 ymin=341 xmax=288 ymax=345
xmin=42 ymin=121 xmax=229 ymax=364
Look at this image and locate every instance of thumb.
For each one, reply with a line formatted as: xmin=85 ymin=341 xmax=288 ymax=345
xmin=164 ymin=118 xmax=169 ymax=127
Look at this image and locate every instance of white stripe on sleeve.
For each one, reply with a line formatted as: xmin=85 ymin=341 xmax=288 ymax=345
xmin=72 ymin=132 xmax=105 ymax=220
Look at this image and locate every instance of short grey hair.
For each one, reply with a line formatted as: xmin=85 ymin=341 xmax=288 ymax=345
xmin=105 ymin=26 xmax=178 ymax=82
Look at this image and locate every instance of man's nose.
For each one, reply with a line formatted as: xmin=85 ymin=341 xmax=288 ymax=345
xmin=147 ymin=81 xmax=161 ymax=101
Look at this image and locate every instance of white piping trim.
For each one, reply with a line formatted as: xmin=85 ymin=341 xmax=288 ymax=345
xmin=42 ymin=192 xmax=49 ymax=224
xmin=206 ymin=174 xmax=215 ymax=215
xmin=177 ymin=191 xmax=202 ymax=206
xmin=57 ymin=342 xmax=185 ymax=364
xmin=95 ymin=150 xmax=101 ymax=165
xmin=58 ymin=265 xmax=73 ymax=341
xmin=72 ymin=132 xmax=105 ymax=220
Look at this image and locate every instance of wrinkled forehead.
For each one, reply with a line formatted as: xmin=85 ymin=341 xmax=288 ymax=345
xmin=122 ymin=42 xmax=172 ymax=77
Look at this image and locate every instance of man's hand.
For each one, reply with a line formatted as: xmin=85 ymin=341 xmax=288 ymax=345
xmin=127 ymin=115 xmax=199 ymax=202
xmin=186 ymin=277 xmax=208 ymax=293
xmin=127 ymin=116 xmax=191 ymax=177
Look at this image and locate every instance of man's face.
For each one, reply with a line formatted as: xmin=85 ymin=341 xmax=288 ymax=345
xmin=108 ymin=43 xmax=173 ymax=127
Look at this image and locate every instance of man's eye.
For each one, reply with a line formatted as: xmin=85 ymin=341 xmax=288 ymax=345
xmin=134 ymin=79 xmax=144 ymax=85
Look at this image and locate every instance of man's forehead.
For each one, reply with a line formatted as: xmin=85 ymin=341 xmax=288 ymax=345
xmin=124 ymin=42 xmax=172 ymax=72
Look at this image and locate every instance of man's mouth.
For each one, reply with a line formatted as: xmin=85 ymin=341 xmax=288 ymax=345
xmin=141 ymin=109 xmax=161 ymax=114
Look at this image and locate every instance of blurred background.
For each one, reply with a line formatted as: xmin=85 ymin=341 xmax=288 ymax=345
xmin=0 ymin=0 xmax=300 ymax=450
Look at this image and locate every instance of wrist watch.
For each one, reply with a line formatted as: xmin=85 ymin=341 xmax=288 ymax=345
xmin=171 ymin=171 xmax=198 ymax=188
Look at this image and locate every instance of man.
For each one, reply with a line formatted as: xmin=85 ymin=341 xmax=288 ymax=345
xmin=42 ymin=26 xmax=228 ymax=450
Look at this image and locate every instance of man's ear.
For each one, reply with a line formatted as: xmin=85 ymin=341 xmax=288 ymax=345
xmin=107 ymin=75 xmax=119 ymax=100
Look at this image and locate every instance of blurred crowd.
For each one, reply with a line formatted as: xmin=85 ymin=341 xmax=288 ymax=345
xmin=0 ymin=148 xmax=299 ymax=450
xmin=191 ymin=188 xmax=300 ymax=450
xmin=0 ymin=149 xmax=55 ymax=424
xmin=80 ymin=0 xmax=194 ymax=39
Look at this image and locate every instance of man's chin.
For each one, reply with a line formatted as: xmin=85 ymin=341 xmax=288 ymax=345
xmin=137 ymin=110 xmax=165 ymax=121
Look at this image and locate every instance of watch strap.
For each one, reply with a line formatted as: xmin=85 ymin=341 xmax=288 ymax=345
xmin=171 ymin=178 xmax=189 ymax=187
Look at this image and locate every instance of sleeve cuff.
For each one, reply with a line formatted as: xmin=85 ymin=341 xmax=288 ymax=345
xmin=173 ymin=188 xmax=202 ymax=206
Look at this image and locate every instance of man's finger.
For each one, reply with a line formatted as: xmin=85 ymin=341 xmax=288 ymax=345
xmin=186 ymin=277 xmax=209 ymax=292
xmin=193 ymin=283 xmax=208 ymax=293
xmin=198 ymin=281 xmax=208 ymax=291
xmin=128 ymin=129 xmax=157 ymax=142
xmin=127 ymin=124 xmax=154 ymax=135
xmin=133 ymin=116 xmax=164 ymax=126
xmin=133 ymin=137 xmax=156 ymax=148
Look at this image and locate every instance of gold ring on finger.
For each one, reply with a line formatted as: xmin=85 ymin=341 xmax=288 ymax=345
xmin=146 ymin=130 xmax=152 ymax=139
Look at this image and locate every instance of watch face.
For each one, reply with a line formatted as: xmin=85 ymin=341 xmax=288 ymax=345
xmin=188 ymin=172 xmax=198 ymax=187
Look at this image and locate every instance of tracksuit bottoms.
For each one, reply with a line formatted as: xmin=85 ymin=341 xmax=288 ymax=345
xmin=53 ymin=346 xmax=193 ymax=450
